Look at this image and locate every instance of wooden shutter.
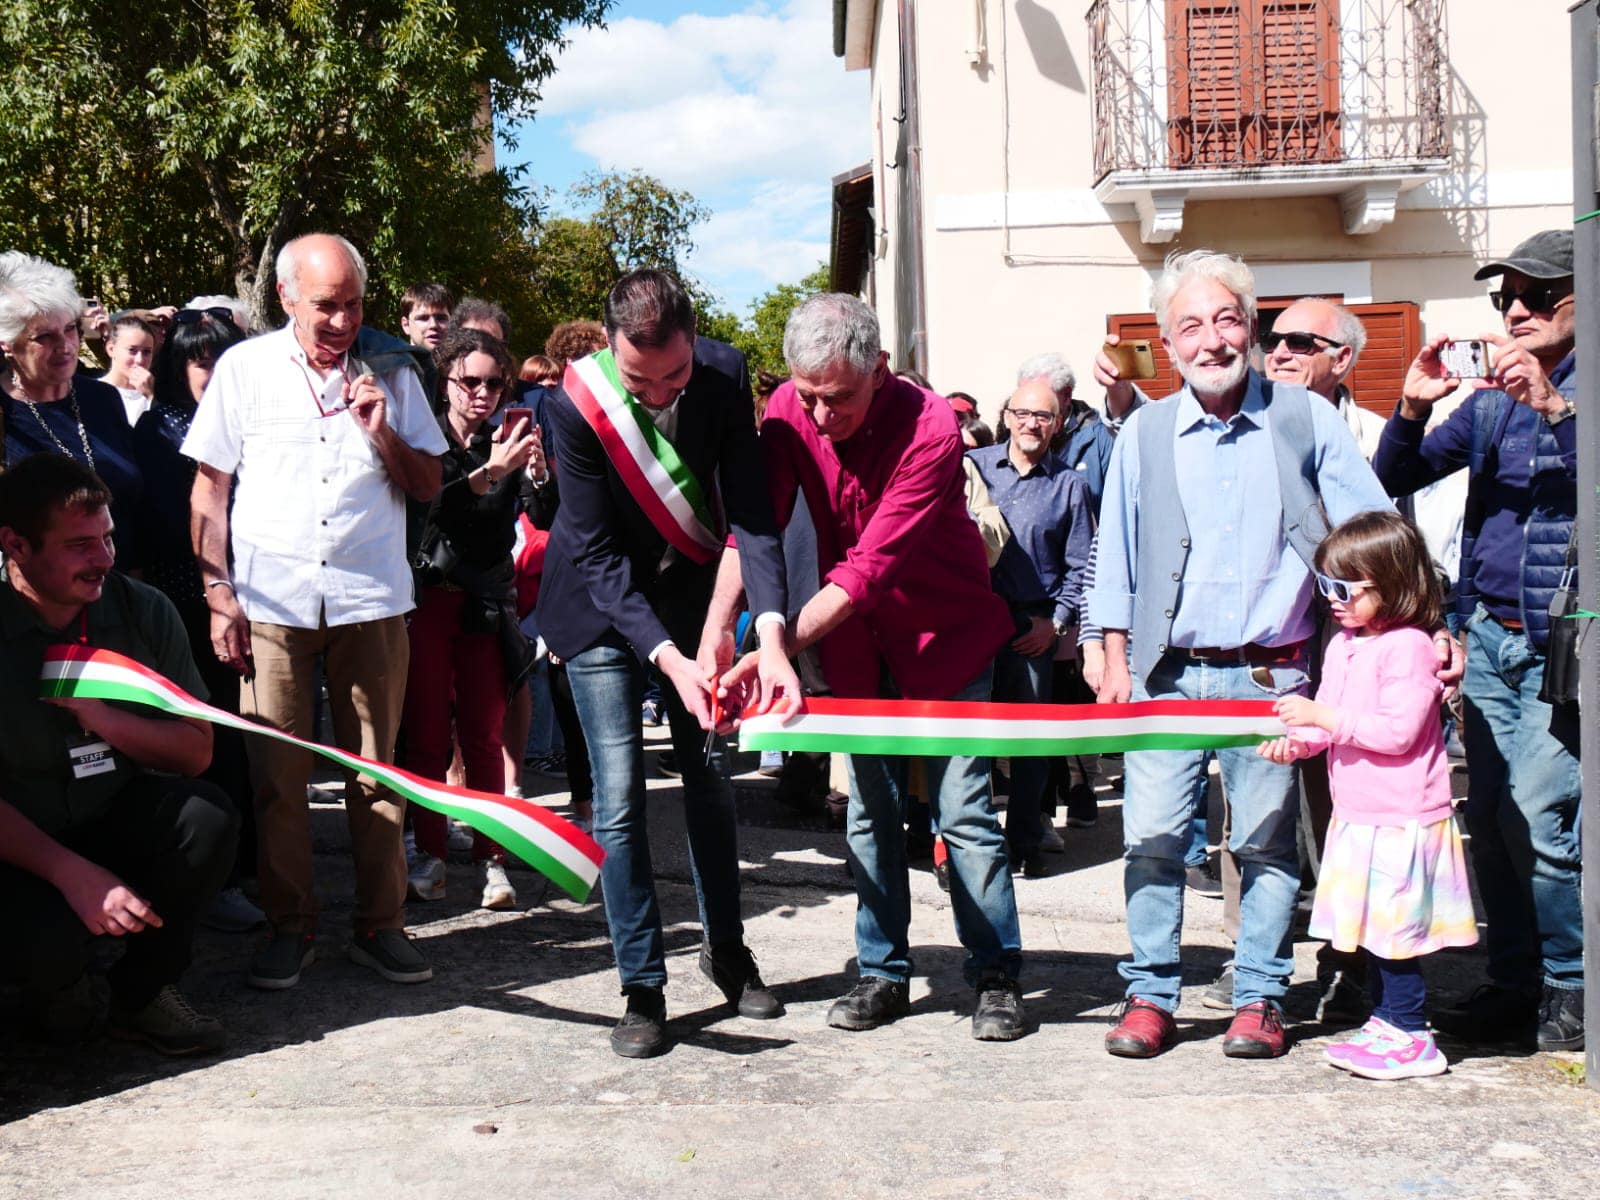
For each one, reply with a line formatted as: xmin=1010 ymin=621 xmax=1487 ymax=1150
xmin=1168 ymin=0 xmax=1341 ymax=167
xmin=1105 ymin=313 xmax=1181 ymax=400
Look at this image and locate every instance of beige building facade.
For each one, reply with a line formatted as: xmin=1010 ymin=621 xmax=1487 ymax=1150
xmin=828 ymin=1 xmax=1573 ymax=422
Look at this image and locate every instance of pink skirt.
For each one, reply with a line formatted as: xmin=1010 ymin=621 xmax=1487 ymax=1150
xmin=1308 ymin=814 xmax=1479 ymax=960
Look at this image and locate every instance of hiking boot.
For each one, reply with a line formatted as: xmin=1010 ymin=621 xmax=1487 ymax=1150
xmin=109 ymin=985 xmax=225 ymax=1056
xmin=1202 ymin=961 xmax=1236 ymax=1011
xmin=827 ymin=977 xmax=911 ymax=1031
xmin=201 ymin=885 xmax=267 ymax=933
xmin=349 ymin=929 xmax=433 ymax=984
xmin=480 ymin=859 xmax=517 ymax=910
xmin=1433 ymin=983 xmax=1538 ymax=1047
xmin=1222 ymin=1000 xmax=1289 ymax=1058
xmin=1105 ymin=997 xmax=1176 ymax=1058
xmin=1536 ymin=985 xmax=1585 ymax=1053
xmin=248 ymin=930 xmax=315 ymax=990
xmin=699 ymin=942 xmax=784 ymax=1019
xmin=972 ymin=973 xmax=1026 ymax=1041
xmin=406 ymin=852 xmax=446 ymax=902
xmin=611 ymin=986 xmax=669 ymax=1058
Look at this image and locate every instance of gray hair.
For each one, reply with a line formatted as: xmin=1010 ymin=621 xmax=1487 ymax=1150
xmin=275 ymin=234 xmax=368 ymax=302
xmin=1151 ymin=248 xmax=1256 ymax=338
xmin=1293 ymin=296 xmax=1367 ymax=364
xmin=783 ymin=293 xmax=881 ymax=378
xmin=0 ymin=250 xmax=83 ymax=346
xmin=187 ymin=294 xmax=254 ymax=334
xmin=1015 ymin=352 xmax=1076 ymax=402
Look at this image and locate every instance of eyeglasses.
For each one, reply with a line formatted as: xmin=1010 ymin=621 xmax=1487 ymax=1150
xmin=173 ymin=307 xmax=238 ymax=329
xmin=449 ymin=374 xmax=506 ymax=395
xmin=1261 ymin=330 xmax=1344 ymax=355
xmin=1313 ymin=572 xmax=1374 ymax=603
xmin=1488 ymin=282 xmax=1571 ymax=314
xmin=1005 ymin=407 xmax=1057 ymax=426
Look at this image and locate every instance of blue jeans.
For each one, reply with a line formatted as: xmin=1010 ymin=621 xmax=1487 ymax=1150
xmin=1461 ymin=607 xmax=1583 ymax=990
xmin=1183 ymin=753 xmax=1213 ymax=869
xmin=1120 ymin=652 xmax=1306 ymax=1011
xmin=993 ymin=644 xmax=1053 ymax=853
xmin=565 ymin=634 xmax=744 ymax=991
xmin=845 ymin=665 xmax=1022 ymax=985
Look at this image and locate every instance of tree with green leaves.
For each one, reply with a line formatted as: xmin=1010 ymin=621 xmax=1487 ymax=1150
xmin=732 ymin=263 xmax=831 ymax=378
xmin=0 ymin=0 xmax=611 ymax=328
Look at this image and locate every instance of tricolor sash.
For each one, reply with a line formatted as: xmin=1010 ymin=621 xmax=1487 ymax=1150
xmin=738 ymin=697 xmax=1287 ymax=757
xmin=40 ymin=645 xmax=604 ymax=902
xmin=564 ymin=349 xmax=723 ymax=564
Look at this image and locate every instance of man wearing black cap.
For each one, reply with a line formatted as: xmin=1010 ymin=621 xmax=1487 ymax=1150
xmin=1374 ymin=229 xmax=1583 ymax=1053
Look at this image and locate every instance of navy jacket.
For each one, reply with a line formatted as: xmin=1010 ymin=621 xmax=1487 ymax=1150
xmin=1373 ymin=353 xmax=1576 ymax=652
xmin=535 ymin=337 xmax=786 ymax=662
xmin=1054 ymin=401 xmax=1115 ymax=518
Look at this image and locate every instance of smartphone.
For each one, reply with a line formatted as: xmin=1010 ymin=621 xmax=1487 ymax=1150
xmin=502 ymin=406 xmax=534 ymax=433
xmin=1103 ymin=339 xmax=1158 ymax=380
xmin=1439 ymin=339 xmax=1492 ymax=379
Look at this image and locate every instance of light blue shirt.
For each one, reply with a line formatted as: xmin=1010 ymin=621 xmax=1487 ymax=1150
xmin=1086 ymin=371 xmax=1392 ymax=649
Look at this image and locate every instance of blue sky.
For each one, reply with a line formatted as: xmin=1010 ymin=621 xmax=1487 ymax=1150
xmin=497 ymin=0 xmax=871 ymax=317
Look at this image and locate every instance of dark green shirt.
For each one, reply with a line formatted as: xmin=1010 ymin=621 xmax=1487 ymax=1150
xmin=0 ymin=570 xmax=207 ymax=838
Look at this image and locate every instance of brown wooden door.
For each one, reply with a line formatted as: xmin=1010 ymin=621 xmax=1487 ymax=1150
xmin=1167 ymin=0 xmax=1342 ymax=168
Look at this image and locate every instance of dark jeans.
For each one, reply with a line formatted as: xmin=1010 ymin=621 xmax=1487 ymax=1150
xmin=0 ymin=776 xmax=237 ymax=1008
xmin=993 ymin=645 xmax=1052 ymax=853
xmin=565 ymin=633 xmax=743 ymax=991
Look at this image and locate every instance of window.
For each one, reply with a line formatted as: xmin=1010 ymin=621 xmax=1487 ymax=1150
xmin=1166 ymin=0 xmax=1342 ymax=168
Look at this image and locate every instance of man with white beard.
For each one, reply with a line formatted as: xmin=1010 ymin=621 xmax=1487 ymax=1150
xmin=1087 ymin=250 xmax=1390 ymax=1060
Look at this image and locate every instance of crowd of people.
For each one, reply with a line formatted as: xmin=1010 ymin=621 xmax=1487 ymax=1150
xmin=0 ymin=227 xmax=1583 ymax=1076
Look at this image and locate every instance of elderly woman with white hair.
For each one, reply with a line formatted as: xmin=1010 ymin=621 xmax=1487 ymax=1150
xmin=0 ymin=250 xmax=144 ymax=567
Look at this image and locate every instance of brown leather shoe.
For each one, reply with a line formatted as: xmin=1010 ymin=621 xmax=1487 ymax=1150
xmin=1105 ymin=998 xmax=1177 ymax=1058
xmin=1222 ymin=1000 xmax=1289 ymax=1058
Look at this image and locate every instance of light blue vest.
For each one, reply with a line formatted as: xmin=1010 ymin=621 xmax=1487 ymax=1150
xmin=1128 ymin=378 xmax=1325 ymax=682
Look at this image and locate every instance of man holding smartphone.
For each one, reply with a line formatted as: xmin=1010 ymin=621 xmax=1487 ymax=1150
xmin=1373 ymin=230 xmax=1583 ymax=1053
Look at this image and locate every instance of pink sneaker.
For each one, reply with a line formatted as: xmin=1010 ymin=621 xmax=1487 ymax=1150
xmin=1342 ymin=1026 xmax=1448 ymax=1080
xmin=1325 ymin=1017 xmax=1408 ymax=1070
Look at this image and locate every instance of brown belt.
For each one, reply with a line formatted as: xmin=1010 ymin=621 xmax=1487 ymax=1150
xmin=1176 ymin=640 xmax=1308 ymax=666
xmin=1491 ymin=614 xmax=1524 ymax=632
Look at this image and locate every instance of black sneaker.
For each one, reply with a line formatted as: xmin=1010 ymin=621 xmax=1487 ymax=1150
xmin=109 ymin=985 xmax=225 ymax=1056
xmin=1202 ymin=961 xmax=1235 ymax=1011
xmin=1315 ymin=965 xmax=1370 ymax=1026
xmin=1064 ymin=782 xmax=1097 ymax=828
xmin=1185 ymin=858 xmax=1223 ymax=899
xmin=248 ymin=930 xmax=316 ymax=990
xmin=972 ymin=972 xmax=1026 ymax=1041
xmin=699 ymin=941 xmax=784 ymax=1019
xmin=1536 ymin=985 xmax=1585 ymax=1052
xmin=656 ymin=750 xmax=681 ymax=778
xmin=827 ymin=977 xmax=910 ymax=1031
xmin=611 ymin=985 xmax=669 ymax=1058
xmin=349 ymin=929 xmax=434 ymax=985
xmin=1433 ymin=983 xmax=1538 ymax=1047
xmin=1009 ymin=845 xmax=1048 ymax=878
xmin=21 ymin=973 xmax=99 ymax=1044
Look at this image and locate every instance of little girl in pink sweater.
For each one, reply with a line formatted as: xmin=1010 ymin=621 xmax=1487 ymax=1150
xmin=1258 ymin=509 xmax=1477 ymax=1080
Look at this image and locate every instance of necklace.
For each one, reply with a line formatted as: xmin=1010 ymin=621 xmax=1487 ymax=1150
xmin=18 ymin=383 xmax=96 ymax=468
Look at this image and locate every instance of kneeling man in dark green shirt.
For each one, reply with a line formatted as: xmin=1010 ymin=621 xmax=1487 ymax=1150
xmin=0 ymin=454 xmax=237 ymax=1054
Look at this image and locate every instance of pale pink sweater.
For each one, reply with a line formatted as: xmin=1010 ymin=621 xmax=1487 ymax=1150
xmin=1291 ymin=625 xmax=1453 ymax=826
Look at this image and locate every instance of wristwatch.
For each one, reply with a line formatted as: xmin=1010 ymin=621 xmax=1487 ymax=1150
xmin=1545 ymin=401 xmax=1576 ymax=427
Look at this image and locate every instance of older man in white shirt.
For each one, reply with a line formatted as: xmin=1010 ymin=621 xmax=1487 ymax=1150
xmin=184 ymin=233 xmax=446 ymax=991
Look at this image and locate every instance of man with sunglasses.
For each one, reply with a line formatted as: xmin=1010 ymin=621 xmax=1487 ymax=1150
xmin=1373 ymin=229 xmax=1583 ymax=1053
xmin=1088 ymin=250 xmax=1392 ymax=1061
xmin=183 ymin=232 xmax=449 ymax=993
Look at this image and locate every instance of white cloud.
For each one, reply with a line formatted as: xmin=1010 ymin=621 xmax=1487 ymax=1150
xmin=686 ymin=180 xmax=832 ymax=313
xmin=538 ymin=1 xmax=869 ymax=190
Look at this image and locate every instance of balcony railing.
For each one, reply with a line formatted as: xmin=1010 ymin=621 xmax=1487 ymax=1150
xmin=1088 ymin=0 xmax=1450 ymax=182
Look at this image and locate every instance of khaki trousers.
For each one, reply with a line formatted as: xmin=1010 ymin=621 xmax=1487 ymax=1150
xmin=244 ymin=616 xmax=409 ymax=934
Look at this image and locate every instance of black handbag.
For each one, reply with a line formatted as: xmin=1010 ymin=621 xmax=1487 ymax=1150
xmin=1538 ymin=527 xmax=1582 ymax=707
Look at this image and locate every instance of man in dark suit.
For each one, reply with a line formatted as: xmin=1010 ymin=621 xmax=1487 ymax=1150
xmin=536 ymin=269 xmax=797 ymax=1058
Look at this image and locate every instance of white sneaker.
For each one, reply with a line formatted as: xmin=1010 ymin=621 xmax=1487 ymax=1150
xmin=1039 ymin=816 xmax=1065 ymax=853
xmin=480 ymin=860 xmax=517 ymax=910
xmin=407 ymin=852 xmax=446 ymax=901
xmin=447 ymin=820 xmax=474 ymax=854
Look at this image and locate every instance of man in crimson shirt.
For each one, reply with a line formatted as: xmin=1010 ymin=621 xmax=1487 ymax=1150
xmin=748 ymin=293 xmax=1025 ymax=1041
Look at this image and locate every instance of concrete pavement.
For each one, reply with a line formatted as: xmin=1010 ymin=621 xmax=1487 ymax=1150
xmin=2 ymin=742 xmax=1595 ymax=1199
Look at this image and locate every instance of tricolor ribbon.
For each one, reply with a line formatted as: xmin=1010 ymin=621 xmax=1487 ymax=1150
xmin=563 ymin=349 xmax=723 ymax=564
xmin=40 ymin=645 xmax=604 ymax=902
xmin=738 ymin=697 xmax=1287 ymax=757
